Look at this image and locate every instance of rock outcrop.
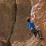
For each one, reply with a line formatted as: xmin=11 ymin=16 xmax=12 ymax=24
xmin=10 ymin=0 xmax=44 ymax=46
xmin=30 ymin=0 xmax=46 ymax=46
xmin=11 ymin=0 xmax=46 ymax=46
xmin=10 ymin=0 xmax=31 ymax=43
xmin=0 ymin=0 xmax=17 ymax=46
xmin=0 ymin=0 xmax=46 ymax=46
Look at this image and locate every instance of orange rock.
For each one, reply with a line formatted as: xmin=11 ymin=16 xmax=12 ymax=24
xmin=31 ymin=0 xmax=46 ymax=46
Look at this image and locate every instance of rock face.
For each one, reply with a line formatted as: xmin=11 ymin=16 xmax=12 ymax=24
xmin=0 ymin=0 xmax=17 ymax=42
xmin=10 ymin=0 xmax=43 ymax=46
xmin=0 ymin=0 xmax=46 ymax=46
xmin=10 ymin=0 xmax=31 ymax=43
xmin=11 ymin=0 xmax=46 ymax=46
xmin=30 ymin=0 xmax=46 ymax=46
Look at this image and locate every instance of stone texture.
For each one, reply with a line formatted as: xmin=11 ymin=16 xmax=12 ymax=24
xmin=10 ymin=0 xmax=31 ymax=43
xmin=11 ymin=0 xmax=46 ymax=46
xmin=0 ymin=0 xmax=46 ymax=46
xmin=0 ymin=0 xmax=17 ymax=42
xmin=10 ymin=0 xmax=43 ymax=46
xmin=31 ymin=0 xmax=46 ymax=46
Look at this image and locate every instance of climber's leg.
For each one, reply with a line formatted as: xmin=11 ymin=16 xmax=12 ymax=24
xmin=37 ymin=29 xmax=44 ymax=40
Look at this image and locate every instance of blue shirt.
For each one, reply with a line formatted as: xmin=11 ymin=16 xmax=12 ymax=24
xmin=28 ymin=22 xmax=35 ymax=29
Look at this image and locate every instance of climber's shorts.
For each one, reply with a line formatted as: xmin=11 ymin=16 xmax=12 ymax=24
xmin=30 ymin=28 xmax=37 ymax=37
xmin=30 ymin=28 xmax=37 ymax=34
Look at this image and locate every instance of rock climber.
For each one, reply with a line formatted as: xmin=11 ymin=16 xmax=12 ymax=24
xmin=26 ymin=16 xmax=44 ymax=40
